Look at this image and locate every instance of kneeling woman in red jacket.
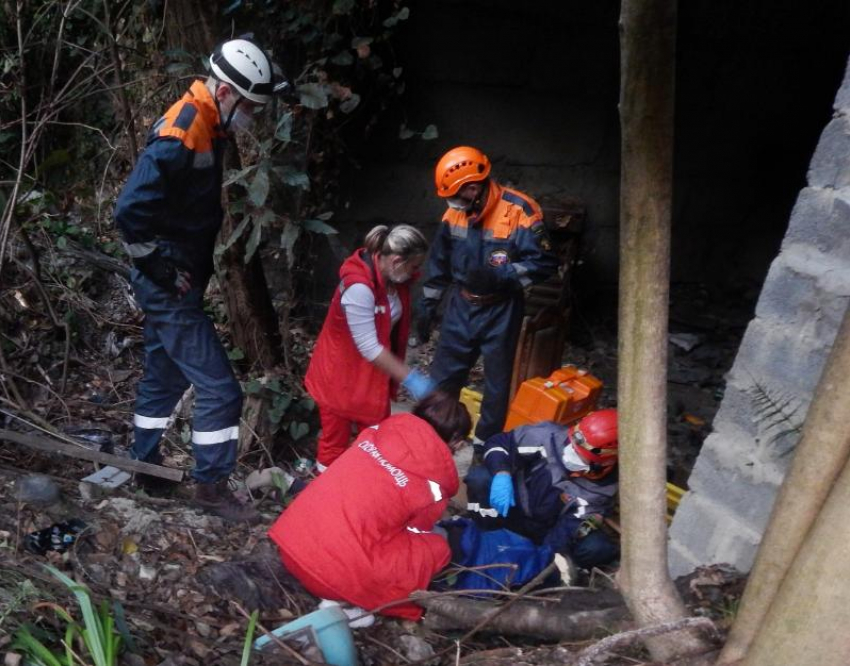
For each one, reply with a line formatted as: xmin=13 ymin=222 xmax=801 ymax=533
xmin=268 ymin=393 xmax=471 ymax=621
xmin=305 ymin=224 xmax=437 ymax=470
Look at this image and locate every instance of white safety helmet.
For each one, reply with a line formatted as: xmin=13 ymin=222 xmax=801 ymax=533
xmin=209 ymin=39 xmax=283 ymax=104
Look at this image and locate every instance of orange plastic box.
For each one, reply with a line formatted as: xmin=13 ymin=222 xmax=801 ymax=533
xmin=504 ymin=365 xmax=603 ymax=431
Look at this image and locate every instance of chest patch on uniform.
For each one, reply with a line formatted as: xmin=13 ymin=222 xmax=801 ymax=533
xmin=488 ymin=250 xmax=510 ymax=267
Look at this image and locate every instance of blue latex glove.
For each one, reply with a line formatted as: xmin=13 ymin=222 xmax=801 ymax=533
xmin=489 ymin=473 xmax=515 ymax=517
xmin=402 ymin=370 xmax=437 ymax=401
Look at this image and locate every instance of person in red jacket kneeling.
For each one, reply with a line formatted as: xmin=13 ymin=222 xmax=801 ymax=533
xmin=268 ymin=393 xmax=471 ymax=621
xmin=305 ymin=224 xmax=438 ymax=471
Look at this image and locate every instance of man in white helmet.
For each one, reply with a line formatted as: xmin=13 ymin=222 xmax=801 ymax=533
xmin=115 ymin=38 xmax=286 ymax=523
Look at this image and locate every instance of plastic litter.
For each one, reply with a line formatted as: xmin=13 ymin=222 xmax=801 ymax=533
xmin=16 ymin=474 xmax=61 ymax=507
xmin=254 ymin=605 xmax=357 ymax=666
xmin=26 ymin=518 xmax=87 ymax=555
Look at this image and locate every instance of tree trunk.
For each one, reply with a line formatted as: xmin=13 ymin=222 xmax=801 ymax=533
xmin=740 ymin=426 xmax=850 ymax=665
xmin=718 ymin=305 xmax=850 ymax=664
xmin=420 ymin=595 xmax=632 ymax=642
xmin=218 ymin=202 xmax=283 ymax=373
xmin=617 ymin=0 xmax=709 ymax=661
xmin=163 ymin=0 xmax=220 ymax=54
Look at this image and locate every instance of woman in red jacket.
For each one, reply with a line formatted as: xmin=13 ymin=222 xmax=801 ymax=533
xmin=305 ymin=224 xmax=436 ymax=470
xmin=269 ymin=393 xmax=471 ymax=620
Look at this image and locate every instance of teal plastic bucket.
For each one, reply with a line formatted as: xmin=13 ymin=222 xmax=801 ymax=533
xmin=253 ymin=605 xmax=358 ymax=666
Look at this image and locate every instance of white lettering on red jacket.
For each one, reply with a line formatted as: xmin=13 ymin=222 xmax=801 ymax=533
xmin=358 ymin=440 xmax=410 ymax=488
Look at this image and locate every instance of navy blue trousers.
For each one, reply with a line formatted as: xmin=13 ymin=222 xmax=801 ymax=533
xmin=464 ymin=465 xmax=619 ymax=570
xmin=130 ymin=270 xmax=242 ymax=483
xmin=429 ymin=289 xmax=524 ymax=441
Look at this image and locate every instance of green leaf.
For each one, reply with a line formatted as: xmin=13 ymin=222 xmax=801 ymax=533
xmin=219 ymin=214 xmax=252 ymax=253
xmin=340 ymin=93 xmax=361 ymax=114
xmin=223 ymin=164 xmax=257 ymax=187
xmin=302 ymin=218 xmax=338 ymax=235
xmin=290 ymin=421 xmax=309 ymax=440
xmin=228 ymin=347 xmax=246 ymax=361
xmin=317 ymin=211 xmax=334 ymax=221
xmin=331 ymin=51 xmax=354 ymax=66
xmin=392 ymin=67 xmax=403 ymax=78
xmin=43 ymin=566 xmax=108 ymax=666
xmin=280 ymin=222 xmax=301 ymax=267
xmin=165 ymin=62 xmax=192 ymax=74
xmin=276 ymin=166 xmax=310 ymax=190
xmin=244 ymin=379 xmax=263 ymax=394
xmin=245 ymin=218 xmax=263 ymax=263
xmin=300 ymin=397 xmax=316 ymax=412
xmin=268 ymin=379 xmax=283 ymax=393
xmin=240 ymin=610 xmax=259 ymax=666
xmin=56 ymin=235 xmax=68 ymax=250
xmin=398 ymin=7 xmax=411 ymax=20
xmin=422 ymin=124 xmax=439 ymax=140
xmin=398 ymin=124 xmax=415 ymax=140
xmin=273 ymin=392 xmax=293 ymax=412
xmin=275 ymin=112 xmax=293 ymax=143
xmin=248 ymin=167 xmax=270 ymax=207
xmin=332 ymin=0 xmax=355 ymax=14
xmin=297 ymin=83 xmax=329 ymax=110
xmin=351 ymin=36 xmax=373 ymax=49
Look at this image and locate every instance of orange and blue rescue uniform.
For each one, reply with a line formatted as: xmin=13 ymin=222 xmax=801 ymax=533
xmin=421 ymin=181 xmax=557 ymax=441
xmin=115 ymin=80 xmax=242 ymax=484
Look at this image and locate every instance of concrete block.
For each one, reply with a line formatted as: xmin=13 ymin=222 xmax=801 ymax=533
xmin=834 ymin=61 xmax=850 ymax=113
xmin=755 ymin=252 xmax=850 ymax=338
xmin=668 ymin=491 xmax=764 ymax=576
xmin=808 ymin=115 xmax=850 ymax=190
xmin=686 ymin=444 xmax=781 ymax=525
xmin=783 ymin=187 xmax=843 ymax=257
xmin=732 ymin=318 xmax=835 ymax=398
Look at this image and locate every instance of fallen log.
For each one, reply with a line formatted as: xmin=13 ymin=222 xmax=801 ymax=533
xmin=0 ymin=428 xmax=183 ymax=481
xmin=417 ymin=593 xmax=633 ymax=642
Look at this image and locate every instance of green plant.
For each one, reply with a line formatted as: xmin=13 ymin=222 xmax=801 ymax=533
xmin=244 ymin=376 xmax=316 ymax=439
xmin=12 ymin=565 xmax=125 ymax=666
xmin=240 ymin=609 xmax=259 ymax=666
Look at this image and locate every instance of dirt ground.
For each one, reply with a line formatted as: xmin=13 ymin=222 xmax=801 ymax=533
xmin=0 ymin=280 xmax=754 ymax=665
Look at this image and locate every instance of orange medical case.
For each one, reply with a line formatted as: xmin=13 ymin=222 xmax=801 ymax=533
xmin=504 ymin=365 xmax=602 ymax=430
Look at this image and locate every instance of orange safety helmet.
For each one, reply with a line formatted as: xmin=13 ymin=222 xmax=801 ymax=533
xmin=434 ymin=146 xmax=491 ymax=197
xmin=569 ymin=408 xmax=619 ymax=468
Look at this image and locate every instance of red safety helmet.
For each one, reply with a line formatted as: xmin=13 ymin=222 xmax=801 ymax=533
xmin=569 ymin=409 xmax=619 ymax=468
xmin=434 ymin=146 xmax=491 ymax=197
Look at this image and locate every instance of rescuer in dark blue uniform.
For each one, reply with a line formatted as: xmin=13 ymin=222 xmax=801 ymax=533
xmin=465 ymin=409 xmax=620 ymax=571
xmin=115 ymin=39 xmax=285 ymax=523
xmin=416 ymin=146 xmax=558 ymax=443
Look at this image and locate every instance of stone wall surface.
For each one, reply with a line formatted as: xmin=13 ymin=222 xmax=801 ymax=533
xmin=668 ymin=57 xmax=850 ymax=576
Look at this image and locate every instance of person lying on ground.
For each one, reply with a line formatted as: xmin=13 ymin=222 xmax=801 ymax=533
xmin=464 ymin=409 xmax=620 ymax=572
xmin=268 ymin=392 xmax=471 ymax=621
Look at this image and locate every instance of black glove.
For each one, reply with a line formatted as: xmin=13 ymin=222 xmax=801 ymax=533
xmin=465 ymin=267 xmax=502 ymax=295
xmin=134 ymin=249 xmax=192 ymax=296
xmin=415 ymin=300 xmax=438 ymax=345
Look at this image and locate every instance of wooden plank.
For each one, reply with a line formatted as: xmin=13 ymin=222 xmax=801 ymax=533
xmin=0 ymin=428 xmax=183 ymax=481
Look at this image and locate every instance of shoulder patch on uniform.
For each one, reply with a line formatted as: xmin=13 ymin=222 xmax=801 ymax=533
xmin=501 ymin=190 xmax=535 ymax=217
xmin=173 ymin=104 xmax=198 ymax=132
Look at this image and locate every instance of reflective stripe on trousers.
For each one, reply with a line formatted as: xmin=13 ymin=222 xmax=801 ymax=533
xmin=130 ymin=269 xmax=242 ymax=483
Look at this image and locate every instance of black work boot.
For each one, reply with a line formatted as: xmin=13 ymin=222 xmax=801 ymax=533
xmin=192 ymin=479 xmax=261 ymax=525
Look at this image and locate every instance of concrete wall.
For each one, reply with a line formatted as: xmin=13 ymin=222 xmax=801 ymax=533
xmin=668 ymin=58 xmax=850 ymax=576
xmin=320 ymin=0 xmax=850 ymax=308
